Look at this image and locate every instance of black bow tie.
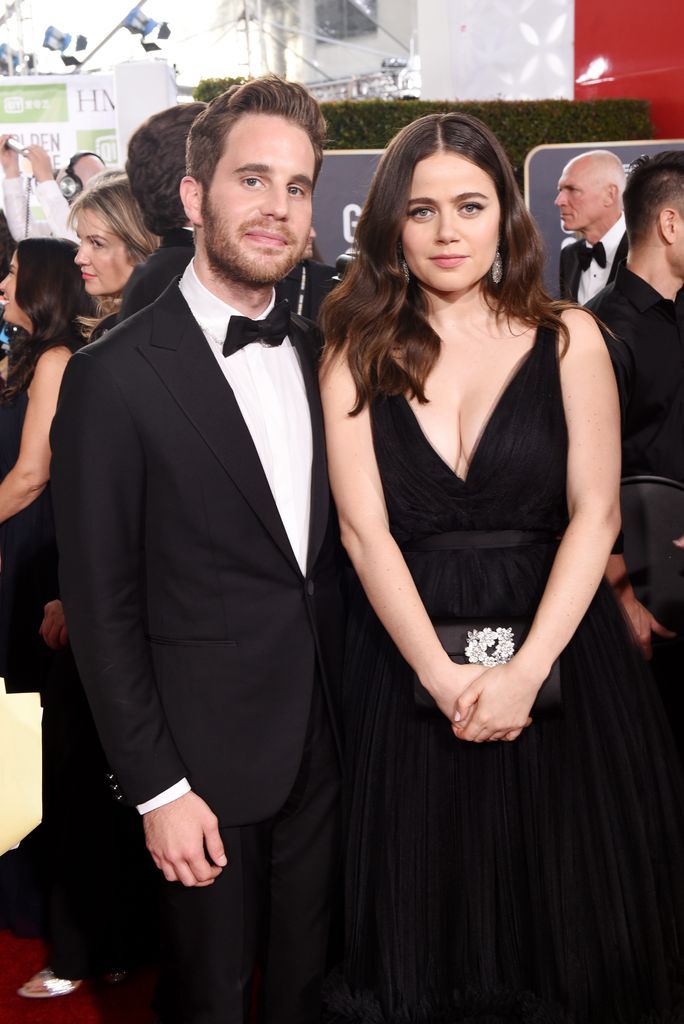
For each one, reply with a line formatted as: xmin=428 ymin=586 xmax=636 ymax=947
xmin=577 ymin=240 xmax=607 ymax=272
xmin=223 ymin=299 xmax=291 ymax=358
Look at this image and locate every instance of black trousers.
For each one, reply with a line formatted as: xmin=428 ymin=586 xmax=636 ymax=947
xmin=154 ymin=678 xmax=341 ymax=1024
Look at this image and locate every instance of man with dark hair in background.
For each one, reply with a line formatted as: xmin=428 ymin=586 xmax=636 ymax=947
xmin=51 ymin=77 xmax=344 ymax=1023
xmin=118 ymin=101 xmax=206 ymax=319
xmin=588 ymin=151 xmax=684 ymax=743
xmin=275 ymin=224 xmax=336 ymax=321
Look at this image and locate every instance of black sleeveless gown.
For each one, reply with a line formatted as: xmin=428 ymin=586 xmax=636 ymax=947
xmin=325 ymin=329 xmax=684 ymax=1023
xmin=0 ymin=391 xmax=57 ymax=692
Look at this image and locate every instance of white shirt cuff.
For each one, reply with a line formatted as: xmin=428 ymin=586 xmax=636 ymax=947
xmin=136 ymin=777 xmax=191 ymax=815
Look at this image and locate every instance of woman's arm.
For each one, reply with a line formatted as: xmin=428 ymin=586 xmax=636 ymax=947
xmin=455 ymin=308 xmax=623 ymax=742
xmin=0 ymin=346 xmax=72 ymax=524
xmin=321 ymin=356 xmax=483 ymax=723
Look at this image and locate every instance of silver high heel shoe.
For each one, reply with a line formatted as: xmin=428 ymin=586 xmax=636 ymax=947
xmin=17 ymin=966 xmax=82 ymax=998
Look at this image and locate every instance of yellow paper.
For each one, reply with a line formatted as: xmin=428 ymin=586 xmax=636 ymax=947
xmin=0 ymin=679 xmax=42 ymax=856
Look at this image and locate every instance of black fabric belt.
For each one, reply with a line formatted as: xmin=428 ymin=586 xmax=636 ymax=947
xmin=403 ymin=530 xmax=558 ymax=552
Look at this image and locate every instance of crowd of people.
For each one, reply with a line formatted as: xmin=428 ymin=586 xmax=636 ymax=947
xmin=0 ymin=75 xmax=683 ymax=1024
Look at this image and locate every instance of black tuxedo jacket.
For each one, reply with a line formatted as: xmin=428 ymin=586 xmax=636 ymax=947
xmin=558 ymin=231 xmax=628 ymax=302
xmin=118 ymin=229 xmax=195 ymax=322
xmin=50 ymin=281 xmax=345 ymax=825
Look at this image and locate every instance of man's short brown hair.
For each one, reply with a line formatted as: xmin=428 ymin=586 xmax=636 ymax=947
xmin=126 ymin=101 xmax=206 ymax=236
xmin=186 ymin=76 xmax=326 ymax=193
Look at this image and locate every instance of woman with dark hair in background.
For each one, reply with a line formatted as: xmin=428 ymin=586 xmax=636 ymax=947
xmin=0 ymin=237 xmax=93 ymax=692
xmin=320 ymin=113 xmax=684 ymax=1022
xmin=0 ymin=210 xmax=17 ymax=385
xmin=0 ymin=237 xmax=94 ymax=940
xmin=0 ymin=233 xmax=154 ymax=998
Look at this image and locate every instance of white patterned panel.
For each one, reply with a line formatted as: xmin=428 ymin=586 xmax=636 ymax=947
xmin=419 ymin=0 xmax=574 ymax=101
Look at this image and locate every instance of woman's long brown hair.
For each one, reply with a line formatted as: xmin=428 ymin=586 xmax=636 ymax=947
xmin=320 ymin=112 xmax=571 ymax=413
xmin=2 ymin=237 xmax=96 ymax=404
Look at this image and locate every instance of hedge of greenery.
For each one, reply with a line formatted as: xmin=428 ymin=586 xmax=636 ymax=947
xmin=320 ymin=99 xmax=652 ymax=171
xmin=194 ymin=76 xmax=247 ymax=102
xmin=193 ymin=78 xmax=652 ymax=174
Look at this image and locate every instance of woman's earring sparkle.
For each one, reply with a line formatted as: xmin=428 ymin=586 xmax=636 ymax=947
xmin=491 ymin=248 xmax=503 ymax=285
xmin=397 ymin=243 xmax=410 ymax=283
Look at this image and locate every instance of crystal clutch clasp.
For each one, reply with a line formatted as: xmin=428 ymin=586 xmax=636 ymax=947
xmin=464 ymin=626 xmax=516 ymax=667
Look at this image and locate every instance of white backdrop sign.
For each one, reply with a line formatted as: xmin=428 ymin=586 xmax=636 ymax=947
xmin=0 ymin=73 xmax=118 ymax=171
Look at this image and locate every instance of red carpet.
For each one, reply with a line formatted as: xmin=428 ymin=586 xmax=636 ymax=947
xmin=0 ymin=931 xmax=157 ymax=1023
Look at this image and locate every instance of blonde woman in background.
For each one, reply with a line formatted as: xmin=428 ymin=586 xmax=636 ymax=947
xmin=69 ymin=171 xmax=158 ymax=337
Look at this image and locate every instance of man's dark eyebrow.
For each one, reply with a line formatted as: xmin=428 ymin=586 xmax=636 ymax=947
xmin=234 ymin=163 xmax=313 ymax=189
xmin=234 ymin=163 xmax=270 ymax=175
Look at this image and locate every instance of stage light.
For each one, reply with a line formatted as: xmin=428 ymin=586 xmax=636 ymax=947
xmin=43 ymin=26 xmax=72 ymax=52
xmin=123 ymin=6 xmax=171 ymax=52
xmin=42 ymin=25 xmax=88 ymax=67
xmin=0 ymin=43 xmax=20 ymax=74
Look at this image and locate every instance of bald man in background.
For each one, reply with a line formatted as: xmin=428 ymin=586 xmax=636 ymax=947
xmin=556 ymin=149 xmax=628 ymax=303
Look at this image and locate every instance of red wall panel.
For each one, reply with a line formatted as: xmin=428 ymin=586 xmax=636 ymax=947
xmin=574 ymin=0 xmax=684 ymax=138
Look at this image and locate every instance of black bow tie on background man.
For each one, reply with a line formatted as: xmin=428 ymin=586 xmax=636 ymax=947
xmin=576 ymin=240 xmax=607 ymax=272
xmin=223 ymin=299 xmax=291 ymax=357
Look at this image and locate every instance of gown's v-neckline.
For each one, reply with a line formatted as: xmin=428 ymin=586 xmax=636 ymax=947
xmin=400 ymin=330 xmax=541 ymax=485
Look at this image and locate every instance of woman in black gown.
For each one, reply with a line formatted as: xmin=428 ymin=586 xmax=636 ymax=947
xmin=13 ymin=178 xmax=158 ymax=998
xmin=0 ymin=238 xmax=93 ymax=690
xmin=319 ymin=113 xmax=684 ymax=1022
xmin=0 ymin=238 xmax=94 ymax=939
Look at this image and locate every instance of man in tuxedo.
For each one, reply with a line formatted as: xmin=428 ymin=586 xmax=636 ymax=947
xmin=118 ymin=100 xmax=207 ymax=320
xmin=276 ymin=226 xmax=336 ymax=321
xmin=50 ymin=78 xmax=344 ymax=1024
xmin=555 ymin=149 xmax=628 ymax=303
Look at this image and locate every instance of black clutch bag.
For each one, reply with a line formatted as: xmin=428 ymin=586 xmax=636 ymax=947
xmin=414 ymin=617 xmax=562 ymax=718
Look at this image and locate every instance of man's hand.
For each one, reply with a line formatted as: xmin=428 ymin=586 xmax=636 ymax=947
xmin=606 ymin=552 xmax=676 ymax=659
xmin=617 ymin=591 xmax=675 ymax=660
xmin=0 ymin=135 xmax=20 ymax=178
xmin=39 ymin=599 xmax=69 ymax=649
xmin=23 ymin=144 xmax=54 ymax=183
xmin=143 ymin=791 xmax=227 ymax=888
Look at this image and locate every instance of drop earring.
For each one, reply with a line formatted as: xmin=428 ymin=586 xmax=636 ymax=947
xmin=397 ymin=242 xmax=410 ymax=283
xmin=491 ymin=248 xmax=503 ymax=284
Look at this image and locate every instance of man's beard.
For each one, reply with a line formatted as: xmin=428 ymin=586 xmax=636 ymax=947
xmin=202 ymin=194 xmax=307 ymax=286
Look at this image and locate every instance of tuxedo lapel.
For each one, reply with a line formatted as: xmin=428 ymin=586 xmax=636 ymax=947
xmin=139 ymin=283 xmax=302 ymax=576
xmin=568 ymin=243 xmax=582 ymax=301
xmin=289 ymin=316 xmax=329 ymax=574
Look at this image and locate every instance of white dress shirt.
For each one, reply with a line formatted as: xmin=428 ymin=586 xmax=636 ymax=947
xmin=577 ymin=213 xmax=626 ymax=305
xmin=137 ymin=259 xmax=313 ymax=814
xmin=2 ymin=176 xmax=77 ymax=243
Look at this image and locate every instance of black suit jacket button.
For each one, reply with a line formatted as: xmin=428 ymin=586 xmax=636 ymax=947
xmin=306 ymin=579 xmax=315 ymax=596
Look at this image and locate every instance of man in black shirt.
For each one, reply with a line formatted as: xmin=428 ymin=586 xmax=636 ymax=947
xmin=588 ymin=152 xmax=684 ymax=730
